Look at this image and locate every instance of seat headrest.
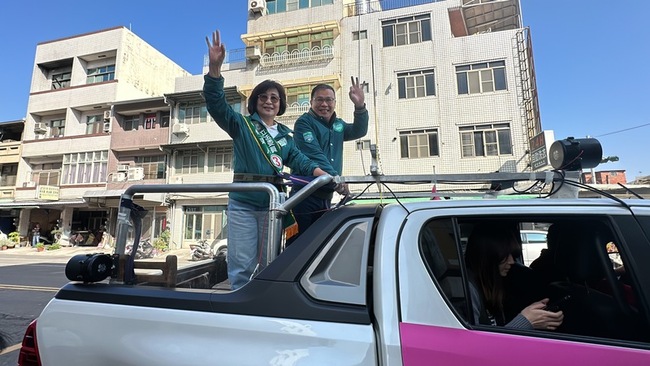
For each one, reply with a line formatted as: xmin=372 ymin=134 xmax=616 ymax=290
xmin=555 ymin=223 xmax=611 ymax=283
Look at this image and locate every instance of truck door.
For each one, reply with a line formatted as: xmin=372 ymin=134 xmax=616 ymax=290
xmin=395 ymin=207 xmax=650 ymax=366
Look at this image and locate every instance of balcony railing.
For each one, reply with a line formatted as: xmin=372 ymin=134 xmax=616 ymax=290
xmin=260 ymin=45 xmax=334 ymax=68
xmin=276 ymin=102 xmax=311 ymax=125
xmin=225 ymin=48 xmax=246 ymax=64
xmin=0 ymin=141 xmax=21 ymax=162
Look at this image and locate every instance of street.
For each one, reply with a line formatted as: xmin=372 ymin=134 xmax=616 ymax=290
xmin=0 ymin=246 xmax=191 ymax=365
xmin=0 ymin=253 xmax=72 ymax=366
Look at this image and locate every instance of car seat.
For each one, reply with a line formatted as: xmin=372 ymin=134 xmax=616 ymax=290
xmin=548 ymin=223 xmax=645 ymax=341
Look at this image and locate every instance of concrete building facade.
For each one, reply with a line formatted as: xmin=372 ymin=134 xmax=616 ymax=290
xmin=9 ymin=26 xmax=189 ymax=245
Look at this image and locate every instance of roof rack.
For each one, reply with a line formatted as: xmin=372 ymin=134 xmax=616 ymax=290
xmin=341 ymin=171 xmax=581 ymax=200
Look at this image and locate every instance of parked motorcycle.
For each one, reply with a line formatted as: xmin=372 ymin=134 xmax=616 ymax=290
xmin=125 ymin=238 xmax=154 ymax=259
xmin=189 ymin=239 xmax=214 ymax=261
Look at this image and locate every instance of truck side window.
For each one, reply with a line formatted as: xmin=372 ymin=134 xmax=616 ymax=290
xmin=419 ymin=218 xmax=469 ymax=321
xmin=459 ymin=217 xmax=649 ymax=343
xmin=545 ymin=220 xmax=648 ymax=342
xmin=300 ymin=218 xmax=373 ymax=306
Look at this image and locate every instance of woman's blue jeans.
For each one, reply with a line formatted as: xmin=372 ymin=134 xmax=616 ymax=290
xmin=226 ymin=199 xmax=280 ymax=290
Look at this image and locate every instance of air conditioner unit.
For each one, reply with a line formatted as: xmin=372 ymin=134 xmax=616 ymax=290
xmin=34 ymin=123 xmax=47 ymax=133
xmin=103 ymin=110 xmax=112 ymax=121
xmin=103 ymin=121 xmax=110 ymax=133
xmin=127 ymin=167 xmax=145 ymax=181
xmin=172 ymin=123 xmax=189 ymax=135
xmin=245 ymin=45 xmax=261 ymax=60
xmin=249 ymin=0 xmax=266 ymax=14
xmin=116 ymin=164 xmax=130 ymax=172
xmin=112 ymin=172 xmax=127 ymax=182
xmin=23 ymin=181 xmax=37 ymax=188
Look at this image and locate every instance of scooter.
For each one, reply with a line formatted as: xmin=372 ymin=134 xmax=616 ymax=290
xmin=189 ymin=239 xmax=214 ymax=261
xmin=125 ymin=238 xmax=154 ymax=259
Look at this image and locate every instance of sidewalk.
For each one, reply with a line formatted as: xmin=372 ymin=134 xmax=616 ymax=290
xmin=0 ymin=245 xmax=192 ymax=262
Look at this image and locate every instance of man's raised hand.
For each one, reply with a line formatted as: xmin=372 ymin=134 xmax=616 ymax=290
xmin=348 ymin=76 xmax=365 ymax=108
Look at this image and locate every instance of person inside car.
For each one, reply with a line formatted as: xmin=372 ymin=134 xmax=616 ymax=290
xmin=465 ymin=224 xmax=564 ymax=330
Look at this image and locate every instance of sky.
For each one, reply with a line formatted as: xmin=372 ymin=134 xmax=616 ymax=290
xmin=1 ymin=0 xmax=648 ymax=181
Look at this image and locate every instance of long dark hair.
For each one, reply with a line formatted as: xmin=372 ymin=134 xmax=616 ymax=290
xmin=465 ymin=225 xmax=520 ymax=321
xmin=247 ymin=80 xmax=287 ymax=116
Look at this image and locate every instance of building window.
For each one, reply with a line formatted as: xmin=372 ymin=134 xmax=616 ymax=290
xmin=400 ymin=129 xmax=439 ymax=158
xmin=355 ymin=139 xmax=371 ymax=151
xmin=352 ymin=30 xmax=367 ymax=40
xmin=460 ymin=123 xmax=512 ymax=157
xmin=286 ymin=85 xmax=312 ymax=106
xmin=161 ymin=112 xmax=170 ymax=127
xmin=31 ymin=163 xmax=62 ymax=186
xmin=183 ymin=205 xmax=228 ymax=242
xmin=267 ymin=0 xmax=333 ymax=14
xmin=207 ymin=147 xmax=233 ymax=173
xmin=179 ymin=103 xmax=208 ymax=125
xmin=86 ymin=65 xmax=115 ymax=84
xmin=456 ymin=61 xmax=507 ymax=95
xmin=398 ymin=69 xmax=435 ymax=99
xmin=135 ymin=155 xmax=166 ymax=179
xmin=51 ymin=71 xmax=71 ymax=90
xmin=144 ymin=113 xmax=157 ymax=130
xmin=264 ymin=30 xmax=334 ymax=54
xmin=62 ymin=151 xmax=108 ymax=184
xmin=285 ymin=83 xmax=335 ymax=107
xmin=175 ymin=149 xmax=205 ymax=174
xmin=382 ymin=14 xmax=432 ymax=47
xmin=0 ymin=165 xmax=17 ymax=187
xmin=287 ymin=0 xmax=299 ymax=11
xmin=123 ymin=115 xmax=140 ymax=131
xmin=86 ymin=115 xmax=103 ymax=135
xmin=49 ymin=119 xmax=65 ymax=137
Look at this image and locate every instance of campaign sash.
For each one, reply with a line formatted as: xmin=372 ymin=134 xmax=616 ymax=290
xmin=243 ymin=115 xmax=284 ymax=174
xmin=243 ymin=116 xmax=299 ymax=239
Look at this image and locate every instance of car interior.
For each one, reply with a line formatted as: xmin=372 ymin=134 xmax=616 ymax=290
xmin=419 ymin=215 xmax=650 ymax=344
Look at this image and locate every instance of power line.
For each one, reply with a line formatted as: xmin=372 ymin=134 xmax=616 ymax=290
xmin=595 ymin=122 xmax=650 ymax=137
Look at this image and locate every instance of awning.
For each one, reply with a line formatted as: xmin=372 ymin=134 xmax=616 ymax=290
xmin=241 ymin=21 xmax=340 ymax=45
xmin=83 ymin=189 xmax=130 ymax=198
xmin=83 ymin=190 xmax=166 ymax=205
xmin=0 ymin=199 xmax=86 ymax=209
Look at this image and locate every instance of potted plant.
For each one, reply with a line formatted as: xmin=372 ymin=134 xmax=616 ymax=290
xmin=0 ymin=238 xmax=10 ymax=250
xmin=46 ymin=243 xmax=61 ymax=251
xmin=153 ymin=228 xmax=171 ymax=256
xmin=8 ymin=231 xmax=20 ymax=248
xmin=35 ymin=242 xmax=45 ymax=252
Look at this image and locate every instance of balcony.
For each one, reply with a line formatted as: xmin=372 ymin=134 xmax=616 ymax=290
xmin=0 ymin=175 xmax=16 ymax=200
xmin=450 ymin=0 xmax=522 ymax=37
xmin=275 ymin=102 xmax=311 ymax=125
xmin=259 ymin=45 xmax=334 ymax=68
xmin=0 ymin=140 xmax=21 ymax=164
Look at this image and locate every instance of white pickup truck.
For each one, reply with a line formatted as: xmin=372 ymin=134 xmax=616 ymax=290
xmin=18 ymin=173 xmax=650 ymax=365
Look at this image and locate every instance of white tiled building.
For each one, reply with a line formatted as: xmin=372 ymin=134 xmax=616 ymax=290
xmin=163 ymin=0 xmax=540 ymax=248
